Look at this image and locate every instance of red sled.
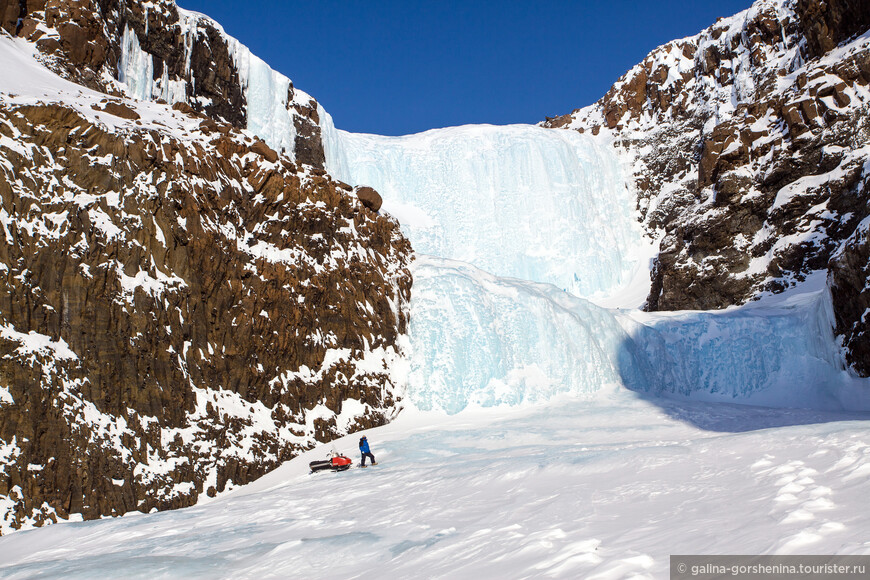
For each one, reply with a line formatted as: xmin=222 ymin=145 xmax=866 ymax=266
xmin=309 ymin=454 xmax=353 ymax=473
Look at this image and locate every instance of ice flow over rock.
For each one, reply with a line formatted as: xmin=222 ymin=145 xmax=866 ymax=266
xmin=322 ymin=117 xmax=644 ymax=298
xmin=317 ymin=112 xmax=870 ymax=414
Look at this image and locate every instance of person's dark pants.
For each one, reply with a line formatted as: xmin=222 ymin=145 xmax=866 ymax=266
xmin=361 ymin=452 xmax=376 ymax=466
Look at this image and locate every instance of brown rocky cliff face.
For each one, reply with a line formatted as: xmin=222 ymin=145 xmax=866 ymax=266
xmin=543 ymin=0 xmax=870 ymax=373
xmin=1 ymin=0 xmax=327 ymax=169
xmin=796 ymin=0 xmax=870 ymax=58
xmin=0 ymin=92 xmax=412 ymax=532
xmin=829 ymin=222 xmax=870 ymax=375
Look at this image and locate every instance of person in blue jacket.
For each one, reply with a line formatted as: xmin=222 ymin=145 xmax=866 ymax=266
xmin=359 ymin=436 xmax=376 ymax=467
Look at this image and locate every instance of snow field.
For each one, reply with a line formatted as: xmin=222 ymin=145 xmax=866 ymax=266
xmin=2 ymin=396 xmax=869 ymax=579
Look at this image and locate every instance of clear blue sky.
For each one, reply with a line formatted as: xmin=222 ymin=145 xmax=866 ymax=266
xmin=178 ymin=0 xmax=752 ymax=136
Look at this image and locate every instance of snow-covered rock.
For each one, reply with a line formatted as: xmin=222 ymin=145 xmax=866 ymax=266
xmin=0 ymin=20 xmax=412 ymax=534
xmin=542 ymin=0 xmax=870 ymax=376
xmin=1 ymin=0 xmax=326 ymax=167
xmin=829 ymin=215 xmax=870 ymax=374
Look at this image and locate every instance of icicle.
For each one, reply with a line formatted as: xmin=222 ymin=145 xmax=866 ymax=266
xmin=118 ymin=24 xmax=154 ymax=101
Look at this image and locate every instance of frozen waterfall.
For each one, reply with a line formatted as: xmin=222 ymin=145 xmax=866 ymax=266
xmin=106 ymin=11 xmax=869 ymax=416
xmin=404 ymin=256 xmax=649 ymax=414
xmin=319 ymin=112 xmax=869 ymax=414
xmin=321 ymin=115 xmax=647 ymax=298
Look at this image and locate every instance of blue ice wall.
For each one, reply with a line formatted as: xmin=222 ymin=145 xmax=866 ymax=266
xmin=321 ymin=117 xmax=644 ymax=298
xmin=619 ymin=293 xmax=864 ymax=410
xmin=405 ymin=257 xmax=651 ymax=414
xmin=406 ymin=258 xmax=866 ymax=413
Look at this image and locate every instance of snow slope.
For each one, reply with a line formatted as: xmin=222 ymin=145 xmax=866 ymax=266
xmin=2 ymin=396 xmax=870 ymax=579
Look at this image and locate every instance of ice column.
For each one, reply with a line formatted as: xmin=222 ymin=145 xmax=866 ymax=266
xmin=229 ymin=45 xmax=297 ymax=155
xmin=118 ymin=25 xmax=155 ymax=102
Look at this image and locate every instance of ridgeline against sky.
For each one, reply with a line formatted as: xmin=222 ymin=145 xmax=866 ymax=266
xmin=179 ymin=0 xmax=752 ymax=135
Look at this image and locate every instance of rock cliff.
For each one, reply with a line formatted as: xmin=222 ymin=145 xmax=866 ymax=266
xmin=543 ymin=0 xmax=870 ymax=374
xmin=0 ymin=3 xmax=411 ymax=534
xmin=0 ymin=0 xmax=326 ymax=167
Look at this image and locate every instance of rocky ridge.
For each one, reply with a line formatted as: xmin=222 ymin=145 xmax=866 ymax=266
xmin=0 ymin=12 xmax=411 ymax=534
xmin=543 ymin=0 xmax=870 ymax=374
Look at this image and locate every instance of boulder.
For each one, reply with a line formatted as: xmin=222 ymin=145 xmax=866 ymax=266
xmin=92 ymin=101 xmax=140 ymax=120
xmin=355 ymin=186 xmax=383 ymax=212
xmin=250 ymin=139 xmax=278 ymax=163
